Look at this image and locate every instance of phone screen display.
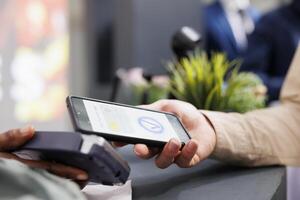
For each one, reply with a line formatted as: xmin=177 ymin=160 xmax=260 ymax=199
xmin=70 ymin=97 xmax=190 ymax=143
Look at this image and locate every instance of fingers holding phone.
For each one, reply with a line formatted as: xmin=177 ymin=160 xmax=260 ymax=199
xmin=67 ymin=96 xmax=216 ymax=169
xmin=133 ymin=138 xmax=200 ymax=169
xmin=133 ymin=99 xmax=216 ymax=168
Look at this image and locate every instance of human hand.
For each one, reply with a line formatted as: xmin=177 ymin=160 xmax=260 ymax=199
xmin=0 ymin=126 xmax=88 ymax=184
xmin=120 ymin=100 xmax=216 ymax=169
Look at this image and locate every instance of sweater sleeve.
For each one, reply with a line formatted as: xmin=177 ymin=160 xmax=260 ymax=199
xmin=201 ymin=45 xmax=300 ymax=167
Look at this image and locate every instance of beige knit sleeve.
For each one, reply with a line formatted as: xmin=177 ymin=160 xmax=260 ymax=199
xmin=201 ymin=45 xmax=300 ymax=167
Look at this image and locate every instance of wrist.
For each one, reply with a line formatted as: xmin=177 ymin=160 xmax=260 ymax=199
xmin=199 ymin=110 xmax=217 ymax=156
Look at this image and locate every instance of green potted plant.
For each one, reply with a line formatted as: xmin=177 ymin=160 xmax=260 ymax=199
xmin=168 ymin=51 xmax=267 ymax=113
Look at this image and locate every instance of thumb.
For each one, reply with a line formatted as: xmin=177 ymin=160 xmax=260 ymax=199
xmin=137 ymin=100 xmax=168 ymax=111
xmin=0 ymin=126 xmax=35 ymax=151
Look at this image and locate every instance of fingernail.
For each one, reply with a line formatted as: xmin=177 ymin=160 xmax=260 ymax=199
xmin=187 ymin=141 xmax=195 ymax=150
xmin=20 ymin=126 xmax=34 ymax=137
xmin=77 ymin=173 xmax=88 ymax=181
xmin=133 ymin=148 xmax=141 ymax=156
xmin=169 ymin=139 xmax=179 ymax=152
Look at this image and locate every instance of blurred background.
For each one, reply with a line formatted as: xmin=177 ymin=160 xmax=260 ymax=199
xmin=0 ymin=0 xmax=290 ymax=131
xmin=0 ymin=0 xmax=298 ymax=199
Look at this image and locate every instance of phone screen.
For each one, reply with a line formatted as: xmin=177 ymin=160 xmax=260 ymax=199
xmin=70 ymin=97 xmax=190 ymax=143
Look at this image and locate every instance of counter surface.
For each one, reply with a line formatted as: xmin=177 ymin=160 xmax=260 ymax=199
xmin=119 ymin=147 xmax=286 ymax=200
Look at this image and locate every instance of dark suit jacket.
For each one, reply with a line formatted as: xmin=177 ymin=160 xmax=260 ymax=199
xmin=241 ymin=5 xmax=300 ymax=102
xmin=203 ymin=1 xmax=260 ymax=60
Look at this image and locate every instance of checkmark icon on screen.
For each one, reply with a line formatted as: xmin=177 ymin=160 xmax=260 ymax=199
xmin=138 ymin=117 xmax=164 ymax=134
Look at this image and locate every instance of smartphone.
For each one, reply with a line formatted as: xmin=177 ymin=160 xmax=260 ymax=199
xmin=66 ymin=96 xmax=191 ymax=147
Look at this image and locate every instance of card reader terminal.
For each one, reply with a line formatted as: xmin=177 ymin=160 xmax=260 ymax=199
xmin=16 ymin=131 xmax=130 ymax=185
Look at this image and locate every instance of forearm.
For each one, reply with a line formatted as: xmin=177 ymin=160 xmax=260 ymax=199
xmin=202 ymin=104 xmax=300 ymax=167
xmin=202 ymin=46 xmax=300 ymax=167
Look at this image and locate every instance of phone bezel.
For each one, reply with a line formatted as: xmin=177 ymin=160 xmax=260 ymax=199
xmin=66 ymin=95 xmax=191 ymax=147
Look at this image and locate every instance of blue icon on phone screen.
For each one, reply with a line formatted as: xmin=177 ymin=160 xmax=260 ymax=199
xmin=138 ymin=117 xmax=164 ymax=134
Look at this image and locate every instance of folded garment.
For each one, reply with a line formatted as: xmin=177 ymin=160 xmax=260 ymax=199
xmin=83 ymin=181 xmax=132 ymax=200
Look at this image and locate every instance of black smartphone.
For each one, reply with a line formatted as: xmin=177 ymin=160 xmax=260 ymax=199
xmin=66 ymin=96 xmax=191 ymax=147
